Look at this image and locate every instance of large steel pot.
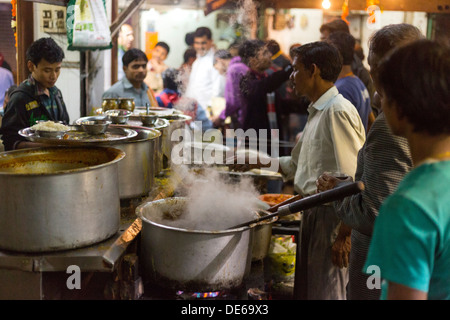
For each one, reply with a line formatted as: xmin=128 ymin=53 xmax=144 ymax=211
xmin=136 ymin=197 xmax=254 ymax=291
xmin=108 ymin=126 xmax=161 ymax=199
xmin=0 ymin=146 xmax=125 ymax=252
xmin=162 ymin=114 xmax=191 ymax=169
xmin=150 ymin=118 xmax=169 ymax=176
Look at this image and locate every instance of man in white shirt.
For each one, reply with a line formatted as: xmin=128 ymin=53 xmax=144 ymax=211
xmin=184 ymin=27 xmax=223 ymax=120
xmin=230 ymin=41 xmax=366 ymax=299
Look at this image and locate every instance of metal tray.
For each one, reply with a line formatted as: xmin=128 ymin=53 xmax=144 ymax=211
xmin=19 ymin=125 xmax=137 ymax=146
xmin=133 ymin=106 xmax=175 ymax=117
xmin=191 ymin=165 xmax=283 ymax=181
xmin=124 ymin=117 xmax=170 ymax=130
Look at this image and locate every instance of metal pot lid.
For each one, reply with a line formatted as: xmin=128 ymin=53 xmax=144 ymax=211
xmin=19 ymin=126 xmax=137 ymax=146
xmin=109 ymin=124 xmax=162 ymax=142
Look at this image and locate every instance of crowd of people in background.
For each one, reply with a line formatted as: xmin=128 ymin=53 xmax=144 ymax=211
xmin=0 ymin=18 xmax=449 ymax=301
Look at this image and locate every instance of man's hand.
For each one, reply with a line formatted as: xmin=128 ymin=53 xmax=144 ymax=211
xmin=226 ymin=151 xmax=273 ymax=172
xmin=212 ymin=115 xmax=224 ymax=128
xmin=316 ymin=172 xmax=353 ymax=193
xmin=332 ymin=223 xmax=352 ymax=268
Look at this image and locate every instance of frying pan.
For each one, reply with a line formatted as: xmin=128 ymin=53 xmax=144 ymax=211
xmin=229 ymin=181 xmax=365 ymax=229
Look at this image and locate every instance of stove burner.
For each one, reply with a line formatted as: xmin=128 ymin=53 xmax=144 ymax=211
xmin=176 ymin=290 xmax=222 ymax=300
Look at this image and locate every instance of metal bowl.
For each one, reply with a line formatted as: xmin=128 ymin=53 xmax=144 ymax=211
xmin=140 ymin=114 xmax=158 ymax=126
xmin=105 ymin=109 xmax=132 ymax=124
xmin=80 ymin=120 xmax=111 ymax=135
xmin=35 ymin=130 xmax=67 ymax=139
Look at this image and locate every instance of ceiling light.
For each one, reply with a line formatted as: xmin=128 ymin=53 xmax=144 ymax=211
xmin=322 ymin=0 xmax=331 ymax=9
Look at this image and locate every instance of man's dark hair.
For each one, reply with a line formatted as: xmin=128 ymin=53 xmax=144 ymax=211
xmin=122 ymin=48 xmax=148 ymax=66
xmin=213 ymin=49 xmax=232 ymax=64
xmin=369 ymin=23 xmax=424 ymax=61
xmin=194 ymin=27 xmax=212 ymax=40
xmin=292 ymin=41 xmax=342 ymax=83
xmin=185 ymin=32 xmax=195 ymax=46
xmin=238 ymin=39 xmax=266 ymax=66
xmin=26 ymin=37 xmax=64 ymax=66
xmin=320 ymin=19 xmax=350 ymax=34
xmin=327 ymin=31 xmax=355 ymax=65
xmin=377 ymin=40 xmax=450 ymax=136
xmin=155 ymin=41 xmax=170 ymax=55
xmin=162 ymin=68 xmax=180 ymax=92
xmin=266 ymin=39 xmax=281 ymax=55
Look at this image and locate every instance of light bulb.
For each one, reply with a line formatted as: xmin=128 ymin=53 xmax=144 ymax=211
xmin=322 ymin=0 xmax=331 ymax=9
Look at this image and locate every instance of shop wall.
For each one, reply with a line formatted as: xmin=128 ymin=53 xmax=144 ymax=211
xmin=266 ymin=8 xmax=428 ymax=68
xmin=266 ymin=8 xmax=324 ymax=57
xmin=33 ymin=2 xmax=81 ymax=122
xmin=139 ymin=8 xmax=236 ymax=69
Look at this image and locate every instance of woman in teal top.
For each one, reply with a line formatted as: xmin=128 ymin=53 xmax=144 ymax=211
xmin=364 ymin=40 xmax=450 ymax=300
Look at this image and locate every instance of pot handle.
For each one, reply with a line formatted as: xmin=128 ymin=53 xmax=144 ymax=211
xmin=228 ymin=181 xmax=364 ymax=229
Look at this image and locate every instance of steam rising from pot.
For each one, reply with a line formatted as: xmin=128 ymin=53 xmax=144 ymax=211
xmin=163 ymin=165 xmax=263 ymax=230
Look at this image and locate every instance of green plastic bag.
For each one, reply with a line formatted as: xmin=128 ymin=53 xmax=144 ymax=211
xmin=66 ymin=0 xmax=112 ymax=51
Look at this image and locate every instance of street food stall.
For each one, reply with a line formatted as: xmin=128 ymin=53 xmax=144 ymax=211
xmin=0 ymin=108 xmax=366 ymax=300
xmin=1 ymin=0 xmax=447 ymax=301
xmin=0 ymin=111 xmax=282 ymax=300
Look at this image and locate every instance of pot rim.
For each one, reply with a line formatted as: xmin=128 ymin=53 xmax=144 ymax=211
xmin=0 ymin=146 xmax=126 ymax=176
xmin=136 ymin=197 xmax=255 ymax=235
xmin=109 ymin=125 xmax=162 ymax=143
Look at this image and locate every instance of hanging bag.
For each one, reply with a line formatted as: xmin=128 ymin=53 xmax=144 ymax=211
xmin=66 ymin=0 xmax=112 ymax=51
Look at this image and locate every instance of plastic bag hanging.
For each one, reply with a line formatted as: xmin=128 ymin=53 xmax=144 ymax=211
xmin=66 ymin=0 xmax=112 ymax=51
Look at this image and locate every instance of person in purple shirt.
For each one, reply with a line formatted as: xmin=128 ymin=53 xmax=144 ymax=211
xmin=212 ymin=53 xmax=249 ymax=129
xmin=0 ymin=66 xmax=14 ymax=110
xmin=328 ymin=32 xmax=371 ymax=132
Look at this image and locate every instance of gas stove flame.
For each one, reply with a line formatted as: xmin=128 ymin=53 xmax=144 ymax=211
xmin=176 ymin=290 xmax=221 ymax=299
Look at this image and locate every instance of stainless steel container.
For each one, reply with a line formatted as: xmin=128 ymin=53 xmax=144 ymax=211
xmin=0 ymin=146 xmax=125 ymax=252
xmin=108 ymin=126 xmax=161 ymax=199
xmin=162 ymin=114 xmax=191 ymax=169
xmin=136 ymin=197 xmax=254 ymax=291
xmin=150 ymin=118 xmax=169 ymax=176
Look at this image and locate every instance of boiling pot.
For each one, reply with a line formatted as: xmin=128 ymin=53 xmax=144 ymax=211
xmin=136 ymin=197 xmax=254 ymax=291
xmin=107 ymin=126 xmax=161 ymax=199
xmin=0 ymin=146 xmax=125 ymax=252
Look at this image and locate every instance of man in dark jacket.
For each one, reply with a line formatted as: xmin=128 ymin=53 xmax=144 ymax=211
xmin=1 ymin=37 xmax=69 ymax=151
xmin=239 ymin=39 xmax=292 ymax=156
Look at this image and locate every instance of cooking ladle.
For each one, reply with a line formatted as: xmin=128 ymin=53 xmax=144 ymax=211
xmin=228 ymin=181 xmax=365 ymax=229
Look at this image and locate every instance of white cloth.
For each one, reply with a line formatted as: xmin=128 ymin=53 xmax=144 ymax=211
xmin=185 ymin=48 xmax=223 ymax=110
xmin=279 ymin=86 xmax=366 ymax=196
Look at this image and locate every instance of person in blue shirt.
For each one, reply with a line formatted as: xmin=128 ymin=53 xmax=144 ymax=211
xmin=327 ymin=31 xmax=371 ymax=132
xmin=364 ymin=40 xmax=450 ymax=300
xmin=103 ymin=48 xmax=151 ymax=107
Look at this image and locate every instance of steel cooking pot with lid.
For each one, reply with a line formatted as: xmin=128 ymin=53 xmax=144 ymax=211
xmin=0 ymin=146 xmax=125 ymax=252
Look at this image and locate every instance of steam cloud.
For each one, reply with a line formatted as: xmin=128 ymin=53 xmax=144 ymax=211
xmin=164 ymin=164 xmax=264 ymax=230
